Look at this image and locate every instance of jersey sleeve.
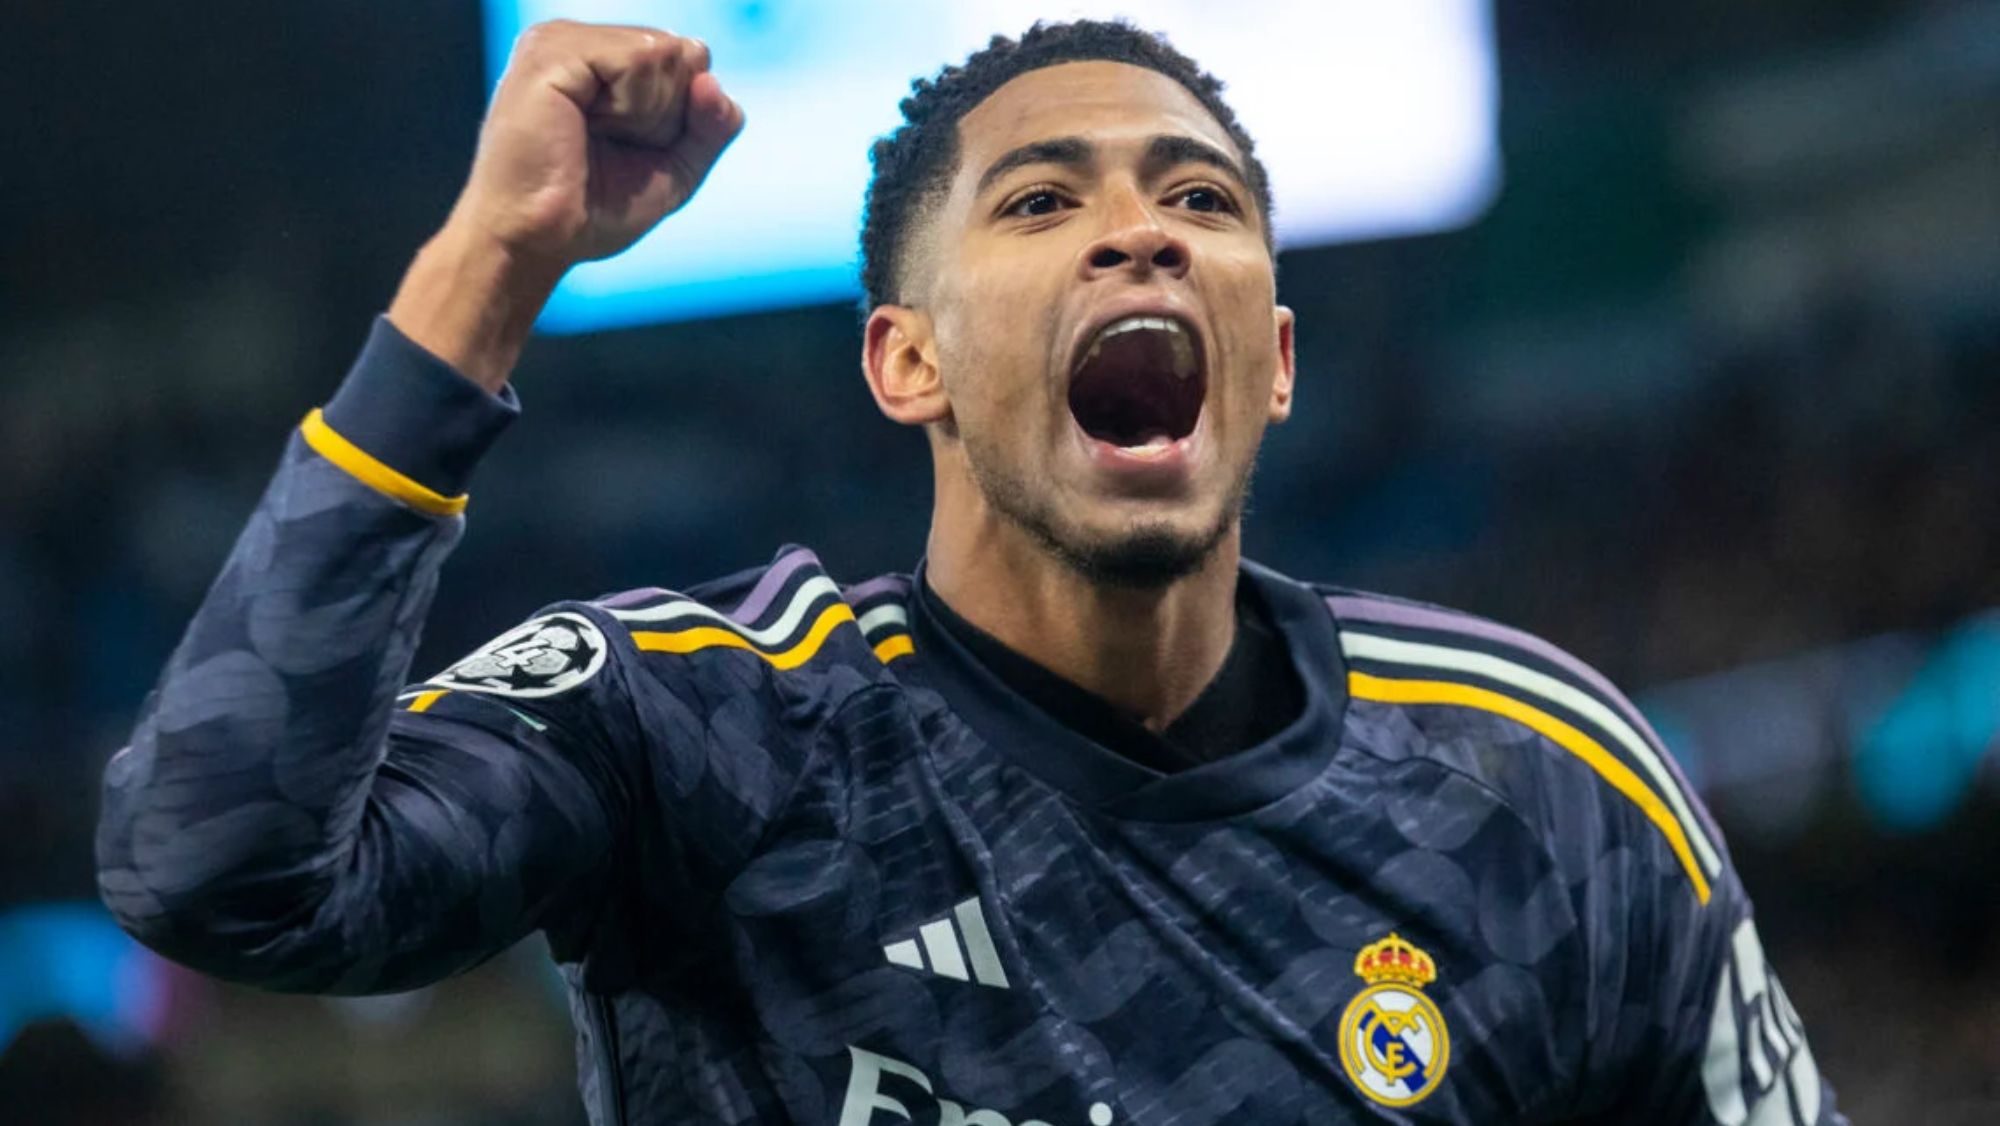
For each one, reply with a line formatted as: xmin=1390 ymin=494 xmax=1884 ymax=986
xmin=94 ymin=319 xmax=633 ymax=995
xmin=1576 ymin=753 xmax=1844 ymax=1124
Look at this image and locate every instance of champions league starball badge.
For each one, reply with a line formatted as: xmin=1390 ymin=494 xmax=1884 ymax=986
xmin=431 ymin=612 xmax=609 ymax=698
xmin=1338 ymin=933 xmax=1451 ymax=1108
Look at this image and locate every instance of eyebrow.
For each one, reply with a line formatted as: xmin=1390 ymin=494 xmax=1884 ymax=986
xmin=975 ymin=136 xmax=1094 ymax=197
xmin=973 ymin=133 xmax=1250 ymax=198
xmin=1140 ymin=134 xmax=1248 ymax=192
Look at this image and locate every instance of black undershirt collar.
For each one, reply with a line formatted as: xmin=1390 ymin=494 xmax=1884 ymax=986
xmin=918 ymin=575 xmax=1305 ymax=773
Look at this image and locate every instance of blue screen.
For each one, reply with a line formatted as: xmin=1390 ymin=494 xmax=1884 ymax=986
xmin=483 ymin=1 xmax=1499 ymax=331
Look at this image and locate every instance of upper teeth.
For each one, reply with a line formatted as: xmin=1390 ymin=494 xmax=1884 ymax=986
xmin=1101 ymin=315 xmax=1184 ymax=340
xmin=1080 ymin=315 xmax=1198 ymax=378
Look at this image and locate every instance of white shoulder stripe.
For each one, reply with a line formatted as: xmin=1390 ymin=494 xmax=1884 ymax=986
xmin=607 ymin=575 xmax=842 ymax=646
xmin=1341 ymin=629 xmax=1722 ymax=876
xmin=857 ymin=604 xmax=909 ymax=635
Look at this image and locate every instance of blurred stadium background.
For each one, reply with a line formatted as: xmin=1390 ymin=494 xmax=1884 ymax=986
xmin=3 ymin=0 xmax=1997 ymax=1121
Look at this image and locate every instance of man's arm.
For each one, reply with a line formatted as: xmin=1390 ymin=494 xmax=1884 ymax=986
xmin=93 ymin=21 xmax=742 ymax=993
xmin=94 ymin=322 xmax=618 ymax=993
xmin=1579 ymin=783 xmax=1845 ymax=1124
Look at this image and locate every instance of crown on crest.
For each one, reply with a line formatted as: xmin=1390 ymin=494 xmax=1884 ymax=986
xmin=1354 ymin=933 xmax=1437 ymax=988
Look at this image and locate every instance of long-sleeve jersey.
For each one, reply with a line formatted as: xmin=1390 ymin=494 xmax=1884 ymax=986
xmin=96 ymin=320 xmax=1843 ymax=1125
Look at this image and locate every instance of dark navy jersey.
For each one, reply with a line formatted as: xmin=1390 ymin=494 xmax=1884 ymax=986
xmin=97 ymin=320 xmax=1843 ymax=1125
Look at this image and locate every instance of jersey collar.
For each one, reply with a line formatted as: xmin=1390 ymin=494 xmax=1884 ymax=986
xmin=905 ymin=558 xmax=1349 ymax=822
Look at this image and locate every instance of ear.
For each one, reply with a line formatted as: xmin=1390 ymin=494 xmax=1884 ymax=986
xmin=1267 ymin=305 xmax=1297 ymax=423
xmin=862 ymin=304 xmax=951 ymax=426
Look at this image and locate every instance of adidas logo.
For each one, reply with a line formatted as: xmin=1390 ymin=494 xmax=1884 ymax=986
xmin=881 ymin=896 xmax=1010 ymax=989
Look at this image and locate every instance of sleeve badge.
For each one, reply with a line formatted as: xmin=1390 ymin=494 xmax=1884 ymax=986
xmin=430 ymin=611 xmax=609 ymax=698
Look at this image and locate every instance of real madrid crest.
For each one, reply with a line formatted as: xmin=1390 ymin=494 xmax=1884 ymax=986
xmin=1338 ymin=933 xmax=1450 ymax=1108
xmin=431 ymin=612 xmax=608 ymax=698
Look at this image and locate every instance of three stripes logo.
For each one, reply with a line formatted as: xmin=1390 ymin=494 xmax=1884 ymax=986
xmin=882 ymin=897 xmax=1010 ymax=989
xmin=602 ymin=554 xmax=915 ymax=669
xmin=1329 ymin=592 xmax=1723 ymax=906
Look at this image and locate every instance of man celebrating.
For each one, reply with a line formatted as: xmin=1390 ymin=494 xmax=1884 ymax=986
xmin=96 ymin=19 xmax=1842 ymax=1124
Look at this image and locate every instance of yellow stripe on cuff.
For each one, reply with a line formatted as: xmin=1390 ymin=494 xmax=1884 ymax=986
xmin=299 ymin=408 xmax=469 ymax=517
xmin=1348 ymin=670 xmax=1713 ymax=905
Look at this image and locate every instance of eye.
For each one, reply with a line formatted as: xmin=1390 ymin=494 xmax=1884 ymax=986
xmin=1172 ymin=186 xmax=1236 ymax=215
xmin=1003 ymin=188 xmax=1069 ymax=218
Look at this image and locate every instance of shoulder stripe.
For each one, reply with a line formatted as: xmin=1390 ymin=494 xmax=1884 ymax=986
xmin=604 ymin=566 xmax=914 ymax=668
xmin=727 ymin=549 xmax=819 ymax=624
xmin=1344 ymin=630 xmax=1719 ymax=869
xmin=1349 ymin=669 xmax=1713 ymax=905
xmin=872 ymin=635 xmax=915 ymax=663
xmin=608 ymin=576 xmax=842 ymax=642
xmin=845 ymin=574 xmax=914 ymax=607
xmin=396 ymin=687 xmax=449 ymax=711
xmin=594 ymin=586 xmax=675 ymax=610
xmin=857 ymin=601 xmax=913 ymax=664
xmin=857 ymin=604 xmax=909 ymax=636
xmin=632 ymin=601 xmax=855 ymax=670
xmin=1328 ymin=593 xmax=1676 ymax=762
xmin=614 ymin=575 xmax=911 ymax=667
xmin=1341 ymin=627 xmax=1722 ymax=879
xmin=300 ymin=409 xmax=468 ymax=517
xmin=397 ymin=687 xmax=551 ymax=730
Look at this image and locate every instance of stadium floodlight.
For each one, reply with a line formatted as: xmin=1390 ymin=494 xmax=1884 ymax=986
xmin=483 ymin=0 xmax=1500 ymax=331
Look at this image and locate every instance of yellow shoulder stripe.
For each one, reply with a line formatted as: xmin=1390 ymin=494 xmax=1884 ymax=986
xmin=1348 ymin=670 xmax=1712 ymax=905
xmin=406 ymin=688 xmax=449 ymax=712
xmin=300 ymin=409 xmax=469 ymax=517
xmin=632 ymin=602 xmax=856 ymax=670
xmin=627 ymin=594 xmax=914 ymax=670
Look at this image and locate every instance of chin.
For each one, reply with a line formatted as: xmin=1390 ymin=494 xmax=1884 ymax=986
xmin=1066 ymin=526 xmax=1218 ymax=589
xmin=1032 ymin=510 xmax=1235 ymax=591
xmin=968 ymin=437 xmax=1249 ymax=590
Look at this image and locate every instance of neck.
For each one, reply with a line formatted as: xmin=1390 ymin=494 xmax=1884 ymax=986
xmin=924 ymin=475 xmax=1240 ymax=733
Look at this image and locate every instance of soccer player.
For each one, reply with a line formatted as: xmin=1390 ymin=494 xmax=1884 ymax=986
xmin=95 ymin=20 xmax=1843 ymax=1125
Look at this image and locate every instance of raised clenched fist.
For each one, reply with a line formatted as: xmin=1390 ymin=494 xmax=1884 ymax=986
xmin=389 ymin=21 xmax=746 ymax=388
xmin=453 ymin=20 xmax=746 ymax=268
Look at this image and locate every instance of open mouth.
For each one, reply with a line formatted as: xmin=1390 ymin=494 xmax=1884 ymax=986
xmin=1066 ymin=315 xmax=1206 ymax=452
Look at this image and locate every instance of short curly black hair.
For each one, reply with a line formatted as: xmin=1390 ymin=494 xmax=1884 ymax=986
xmin=859 ymin=20 xmax=1274 ymax=311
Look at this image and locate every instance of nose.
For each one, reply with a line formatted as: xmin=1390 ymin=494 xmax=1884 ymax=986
xmin=1079 ymin=188 xmax=1190 ymax=281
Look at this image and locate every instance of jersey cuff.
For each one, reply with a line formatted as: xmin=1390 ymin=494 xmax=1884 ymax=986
xmin=316 ymin=316 xmax=521 ymax=505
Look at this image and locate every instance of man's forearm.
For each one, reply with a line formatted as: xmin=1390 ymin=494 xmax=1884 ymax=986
xmin=388 ymin=223 xmax=565 ymax=394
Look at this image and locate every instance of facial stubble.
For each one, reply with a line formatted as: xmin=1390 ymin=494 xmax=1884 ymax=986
xmin=962 ymin=428 xmax=1253 ymax=591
